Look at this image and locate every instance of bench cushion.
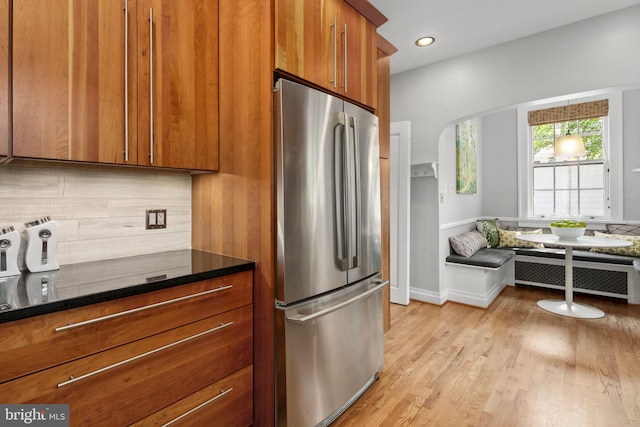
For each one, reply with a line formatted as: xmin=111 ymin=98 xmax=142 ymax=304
xmin=515 ymin=248 xmax=638 ymax=266
xmin=447 ymin=248 xmax=515 ymax=268
xmin=590 ymin=231 xmax=640 ymax=257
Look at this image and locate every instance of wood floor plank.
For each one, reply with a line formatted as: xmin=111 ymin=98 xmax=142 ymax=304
xmin=333 ymin=285 xmax=640 ymax=426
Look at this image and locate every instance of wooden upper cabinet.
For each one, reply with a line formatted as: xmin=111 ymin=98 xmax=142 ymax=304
xmin=275 ymin=0 xmax=327 ymax=90
xmin=275 ymin=0 xmax=378 ymax=109
xmin=136 ymin=0 xmax=219 ymax=170
xmin=11 ymin=0 xmax=218 ymax=171
xmin=338 ymin=2 xmax=377 ymax=109
xmin=12 ymin=0 xmax=132 ymax=163
xmin=377 ymin=48 xmax=390 ymax=159
xmin=0 ymin=0 xmax=8 ymax=158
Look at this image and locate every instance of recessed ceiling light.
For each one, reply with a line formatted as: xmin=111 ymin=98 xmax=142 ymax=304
xmin=415 ymin=36 xmax=435 ymax=47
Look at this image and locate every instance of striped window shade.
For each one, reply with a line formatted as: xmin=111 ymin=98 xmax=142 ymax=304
xmin=528 ymin=99 xmax=609 ymax=126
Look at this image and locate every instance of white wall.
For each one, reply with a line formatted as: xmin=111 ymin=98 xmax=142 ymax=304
xmin=623 ymin=89 xmax=640 ymax=219
xmin=392 ymin=5 xmax=640 ymax=299
xmin=0 ymin=163 xmax=192 ymax=267
xmin=480 ymin=109 xmax=518 ymax=219
xmin=391 ymin=5 xmax=640 ymax=164
xmin=409 ymin=177 xmax=439 ymax=298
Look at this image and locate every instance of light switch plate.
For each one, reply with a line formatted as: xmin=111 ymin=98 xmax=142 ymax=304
xmin=146 ymin=209 xmax=167 ymax=229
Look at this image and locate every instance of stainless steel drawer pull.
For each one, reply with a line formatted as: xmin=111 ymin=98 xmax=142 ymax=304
xmin=161 ymin=387 xmax=234 ymax=427
xmin=285 ymin=281 xmax=388 ymax=324
xmin=55 ymin=285 xmax=233 ymax=331
xmin=57 ymin=321 xmax=234 ymax=388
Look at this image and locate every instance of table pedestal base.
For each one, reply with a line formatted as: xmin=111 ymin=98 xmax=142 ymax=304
xmin=537 ymin=299 xmax=604 ymax=319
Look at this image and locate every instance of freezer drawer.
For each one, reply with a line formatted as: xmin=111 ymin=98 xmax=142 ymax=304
xmin=275 ymin=276 xmax=386 ymax=427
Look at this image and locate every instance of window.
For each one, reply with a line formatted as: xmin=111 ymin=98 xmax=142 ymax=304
xmin=530 ymin=117 xmax=607 ymax=218
xmin=527 ymin=99 xmax=610 ymax=219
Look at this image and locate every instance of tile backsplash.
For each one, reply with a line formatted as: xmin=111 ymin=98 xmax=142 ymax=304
xmin=0 ymin=162 xmax=192 ymax=267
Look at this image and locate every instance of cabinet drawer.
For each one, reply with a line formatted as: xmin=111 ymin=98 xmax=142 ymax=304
xmin=0 ymin=271 xmax=252 ymax=383
xmin=132 ymin=365 xmax=253 ymax=427
xmin=0 ymin=305 xmax=253 ymax=427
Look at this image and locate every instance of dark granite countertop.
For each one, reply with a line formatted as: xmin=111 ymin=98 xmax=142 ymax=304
xmin=0 ymin=250 xmax=255 ymax=324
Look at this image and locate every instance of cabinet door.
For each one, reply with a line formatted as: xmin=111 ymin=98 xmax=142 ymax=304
xmin=275 ymin=0 xmax=377 ymax=109
xmin=275 ymin=0 xmax=330 ymax=90
xmin=0 ymin=0 xmax=7 ymax=158
xmin=12 ymin=0 xmax=135 ymax=163
xmin=338 ymin=1 xmax=377 ymax=108
xmin=137 ymin=0 xmax=219 ymax=171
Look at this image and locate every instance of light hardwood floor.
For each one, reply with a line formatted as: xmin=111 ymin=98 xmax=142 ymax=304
xmin=333 ymin=285 xmax=640 ymax=426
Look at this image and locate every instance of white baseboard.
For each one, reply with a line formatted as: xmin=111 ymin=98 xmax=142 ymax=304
xmin=409 ymin=287 xmax=447 ymax=305
xmin=447 ymin=281 xmax=506 ymax=309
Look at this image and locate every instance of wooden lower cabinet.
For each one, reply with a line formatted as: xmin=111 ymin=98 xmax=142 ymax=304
xmin=132 ymin=365 xmax=253 ymax=426
xmin=0 ymin=273 xmax=254 ymax=426
xmin=0 ymin=271 xmax=253 ymax=384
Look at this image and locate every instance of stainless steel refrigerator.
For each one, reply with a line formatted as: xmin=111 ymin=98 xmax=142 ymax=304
xmin=274 ymin=78 xmax=386 ymax=427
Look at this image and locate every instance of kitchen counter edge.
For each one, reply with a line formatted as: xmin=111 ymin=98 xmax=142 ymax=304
xmin=0 ymin=250 xmax=255 ymax=324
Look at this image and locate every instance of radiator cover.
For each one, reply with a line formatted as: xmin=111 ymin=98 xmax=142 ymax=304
xmin=515 ymin=261 xmax=628 ymax=296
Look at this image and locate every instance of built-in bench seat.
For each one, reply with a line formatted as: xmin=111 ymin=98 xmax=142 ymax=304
xmin=445 ymin=248 xmax=515 ymax=308
xmin=444 ymin=222 xmax=640 ymax=308
xmin=446 ymin=248 xmax=515 ymax=268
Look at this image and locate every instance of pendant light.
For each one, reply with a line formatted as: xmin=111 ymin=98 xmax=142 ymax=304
xmin=554 ymin=101 xmax=585 ymax=159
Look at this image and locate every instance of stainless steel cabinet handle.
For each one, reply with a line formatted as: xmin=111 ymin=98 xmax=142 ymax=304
xmin=58 ymin=321 xmax=234 ymax=388
xmin=330 ymin=16 xmax=337 ymax=88
xmin=342 ymin=24 xmax=347 ymax=92
xmin=149 ymin=7 xmax=155 ymax=164
xmin=285 ymin=281 xmax=388 ymax=324
xmin=54 ymin=285 xmax=233 ymax=331
xmin=161 ymin=387 xmax=234 ymax=427
xmin=124 ymin=0 xmax=129 ymax=162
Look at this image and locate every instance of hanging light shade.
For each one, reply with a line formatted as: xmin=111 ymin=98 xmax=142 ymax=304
xmin=554 ymin=99 xmax=585 ymax=159
xmin=554 ymin=132 xmax=585 ymax=158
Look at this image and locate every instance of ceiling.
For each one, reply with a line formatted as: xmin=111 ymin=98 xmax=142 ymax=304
xmin=368 ymin=0 xmax=640 ymax=75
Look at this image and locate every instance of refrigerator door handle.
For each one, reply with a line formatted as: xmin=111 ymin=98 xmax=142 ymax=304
xmin=350 ymin=115 xmax=361 ymax=268
xmin=335 ymin=112 xmax=350 ymax=271
xmin=344 ymin=112 xmax=355 ymax=269
xmin=283 ymin=281 xmax=388 ymax=324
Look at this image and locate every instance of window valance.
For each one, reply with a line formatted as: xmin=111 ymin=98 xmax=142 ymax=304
xmin=527 ymin=99 xmax=609 ymax=126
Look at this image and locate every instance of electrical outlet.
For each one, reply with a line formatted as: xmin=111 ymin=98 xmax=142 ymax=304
xmin=146 ymin=209 xmax=167 ymax=229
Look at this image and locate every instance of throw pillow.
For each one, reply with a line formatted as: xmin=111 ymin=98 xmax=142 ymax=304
xmin=497 ymin=228 xmax=544 ymax=249
xmin=476 ymin=219 xmax=501 ymax=248
xmin=590 ymin=231 xmax=640 ymax=256
xmin=450 ymin=230 xmax=488 ymax=257
xmin=605 ymin=224 xmax=640 ymax=236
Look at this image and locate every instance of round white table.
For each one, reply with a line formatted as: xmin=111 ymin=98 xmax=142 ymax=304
xmin=516 ymin=234 xmax=631 ymax=319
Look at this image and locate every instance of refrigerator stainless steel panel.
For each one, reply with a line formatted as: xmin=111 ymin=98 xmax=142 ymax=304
xmin=275 ymin=79 xmax=382 ymax=304
xmin=275 ymin=275 xmax=385 ymax=427
xmin=343 ymin=102 xmax=381 ymax=284
xmin=274 ymin=78 xmax=384 ymax=426
xmin=275 ymin=79 xmax=348 ymax=304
